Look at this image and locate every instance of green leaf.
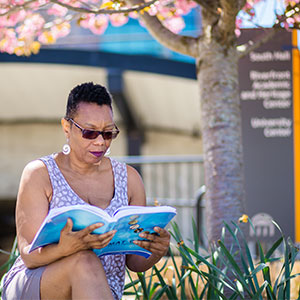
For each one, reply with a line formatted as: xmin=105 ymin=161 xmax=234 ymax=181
xmin=247 ymin=218 xmax=266 ymax=263
xmin=152 ymin=285 xmax=169 ymax=300
xmin=217 ymin=240 xmax=252 ymax=296
xmin=253 ymin=260 xmax=275 ymax=300
xmin=265 ymin=237 xmax=283 ymax=260
xmin=252 ymin=281 xmax=269 ymax=300
xmin=149 ymin=282 xmax=161 ymax=299
xmin=179 ymin=244 xmax=232 ymax=283
xmin=231 ymin=222 xmax=262 ymax=297
xmin=153 ymin=265 xmax=177 ymax=299
xmin=137 ymin=272 xmax=149 ymax=299
xmin=125 ymin=268 xmax=140 ymax=296
xmin=192 ymin=217 xmax=200 ymax=252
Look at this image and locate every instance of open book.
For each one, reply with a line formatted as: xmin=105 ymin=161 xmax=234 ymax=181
xmin=29 ymin=205 xmax=176 ymax=258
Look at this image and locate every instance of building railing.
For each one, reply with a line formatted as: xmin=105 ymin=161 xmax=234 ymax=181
xmin=114 ymin=155 xmax=205 ymax=245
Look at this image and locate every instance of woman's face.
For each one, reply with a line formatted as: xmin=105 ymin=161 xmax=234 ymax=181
xmin=64 ymin=102 xmax=115 ymax=164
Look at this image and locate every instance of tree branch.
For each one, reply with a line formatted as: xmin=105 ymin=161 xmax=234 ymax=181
xmin=237 ymin=2 xmax=300 ymax=58
xmin=49 ymin=0 xmax=159 ymax=15
xmin=0 ymin=0 xmax=159 ymax=17
xmin=218 ymin=0 xmax=240 ymax=41
xmin=141 ymin=14 xmax=199 ymax=57
xmin=237 ymin=0 xmax=247 ymax=11
xmin=237 ymin=28 xmax=278 ymax=58
xmin=193 ymin=0 xmax=219 ymax=18
xmin=0 ymin=0 xmax=36 ymax=17
xmin=54 ymin=0 xmax=200 ymax=57
xmin=126 ymin=0 xmax=200 ymax=57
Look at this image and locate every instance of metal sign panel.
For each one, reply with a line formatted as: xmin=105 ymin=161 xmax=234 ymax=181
xmin=239 ymin=29 xmax=299 ymax=242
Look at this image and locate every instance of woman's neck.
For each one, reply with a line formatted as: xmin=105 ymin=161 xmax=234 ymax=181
xmin=56 ymin=152 xmax=103 ymax=176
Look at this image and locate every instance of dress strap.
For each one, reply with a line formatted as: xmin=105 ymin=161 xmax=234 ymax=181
xmin=39 ymin=154 xmax=76 ymax=208
xmin=109 ymin=158 xmax=128 ymax=208
xmin=39 ymin=154 xmax=59 ymax=189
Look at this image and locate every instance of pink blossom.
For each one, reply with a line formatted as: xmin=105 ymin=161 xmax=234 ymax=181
xmin=47 ymin=3 xmax=68 ymax=16
xmin=38 ymin=30 xmax=56 ymax=44
xmin=16 ymin=13 xmax=45 ymax=38
xmin=58 ymin=0 xmax=81 ymax=8
xmin=7 ymin=0 xmax=26 ymax=5
xmin=284 ymin=0 xmax=300 ymax=5
xmin=163 ymin=15 xmax=185 ymax=33
xmin=91 ymin=15 xmax=108 ymax=34
xmin=0 ymin=10 xmax=27 ymax=27
xmin=235 ymin=17 xmax=243 ymax=29
xmin=0 ymin=0 xmax=299 ymax=56
xmin=29 ymin=0 xmax=49 ymax=10
xmin=147 ymin=3 xmax=159 ymax=16
xmin=294 ymin=14 xmax=300 ymax=22
xmin=0 ymin=29 xmax=17 ymax=54
xmin=50 ymin=22 xmax=71 ymax=38
xmin=286 ymin=17 xmax=295 ymax=24
xmin=109 ymin=13 xmax=128 ymax=27
xmin=235 ymin=17 xmax=242 ymax=36
xmin=235 ymin=28 xmax=241 ymax=37
xmin=156 ymin=5 xmax=173 ymax=18
xmin=174 ymin=0 xmax=197 ymax=15
xmin=128 ymin=11 xmax=139 ymax=19
xmin=80 ymin=14 xmax=108 ymax=35
xmin=24 ymin=13 xmax=45 ymax=28
xmin=242 ymin=2 xmax=255 ymax=17
xmin=159 ymin=0 xmax=172 ymax=6
xmin=283 ymin=21 xmax=291 ymax=30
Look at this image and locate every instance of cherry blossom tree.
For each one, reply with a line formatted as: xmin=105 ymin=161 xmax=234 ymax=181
xmin=1 ymin=0 xmax=299 ymax=246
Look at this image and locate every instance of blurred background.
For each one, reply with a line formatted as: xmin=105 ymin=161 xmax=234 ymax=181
xmin=0 ymin=0 xmax=299 ymax=274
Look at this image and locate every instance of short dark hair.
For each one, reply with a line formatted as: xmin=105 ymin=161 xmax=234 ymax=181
xmin=65 ymin=82 xmax=113 ymax=118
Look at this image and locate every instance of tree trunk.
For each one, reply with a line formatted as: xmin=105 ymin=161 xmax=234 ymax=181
xmin=196 ymin=39 xmax=246 ymax=246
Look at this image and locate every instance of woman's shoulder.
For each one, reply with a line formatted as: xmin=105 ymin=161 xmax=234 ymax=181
xmin=21 ymin=157 xmax=51 ymax=183
xmin=18 ymin=157 xmax=53 ymax=202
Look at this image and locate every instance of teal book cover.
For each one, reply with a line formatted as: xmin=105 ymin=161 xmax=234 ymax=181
xmin=29 ymin=205 xmax=176 ymax=258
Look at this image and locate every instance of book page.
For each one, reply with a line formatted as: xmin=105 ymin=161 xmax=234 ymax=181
xmin=96 ymin=207 xmax=177 ymax=257
xmin=29 ymin=205 xmax=115 ymax=252
xmin=113 ymin=205 xmax=176 ymax=219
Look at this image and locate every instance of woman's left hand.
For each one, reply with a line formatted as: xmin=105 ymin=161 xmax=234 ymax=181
xmin=133 ymin=227 xmax=170 ymax=257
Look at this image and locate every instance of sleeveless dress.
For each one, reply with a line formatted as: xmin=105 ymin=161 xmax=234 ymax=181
xmin=2 ymin=154 xmax=128 ymax=300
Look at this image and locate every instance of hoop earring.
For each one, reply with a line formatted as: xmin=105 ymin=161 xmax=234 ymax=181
xmin=104 ymin=147 xmax=111 ymax=156
xmin=62 ymin=142 xmax=71 ymax=155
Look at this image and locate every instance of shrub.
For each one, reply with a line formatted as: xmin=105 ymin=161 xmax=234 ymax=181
xmin=1 ymin=218 xmax=299 ymax=299
xmin=124 ymin=216 xmax=300 ymax=300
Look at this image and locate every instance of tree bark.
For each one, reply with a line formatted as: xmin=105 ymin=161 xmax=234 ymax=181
xmin=131 ymin=0 xmax=247 ymax=247
xmin=196 ymin=38 xmax=246 ymax=245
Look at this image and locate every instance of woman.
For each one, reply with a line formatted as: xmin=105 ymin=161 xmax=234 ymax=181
xmin=2 ymin=82 xmax=170 ymax=300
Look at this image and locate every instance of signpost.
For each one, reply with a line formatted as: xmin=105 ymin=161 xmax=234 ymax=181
xmin=239 ymin=29 xmax=300 ymax=243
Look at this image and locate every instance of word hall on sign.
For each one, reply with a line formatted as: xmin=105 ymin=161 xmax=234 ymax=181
xmin=249 ymin=50 xmax=291 ymax=62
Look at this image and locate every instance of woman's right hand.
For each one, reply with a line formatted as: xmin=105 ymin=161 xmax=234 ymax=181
xmin=58 ymin=218 xmax=117 ymax=256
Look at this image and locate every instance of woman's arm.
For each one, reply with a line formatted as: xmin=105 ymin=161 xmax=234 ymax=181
xmin=125 ymin=165 xmax=170 ymax=272
xmin=17 ymin=160 xmax=115 ymax=269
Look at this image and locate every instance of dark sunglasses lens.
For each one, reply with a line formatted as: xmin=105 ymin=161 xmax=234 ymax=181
xmin=102 ymin=132 xmax=113 ymax=140
xmin=82 ymin=130 xmax=100 ymax=139
xmin=82 ymin=129 xmax=119 ymax=140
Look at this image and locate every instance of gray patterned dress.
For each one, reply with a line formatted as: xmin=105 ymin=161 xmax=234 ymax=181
xmin=2 ymin=154 xmax=128 ymax=300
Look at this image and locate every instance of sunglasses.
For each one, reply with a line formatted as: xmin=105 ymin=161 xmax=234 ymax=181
xmin=67 ymin=118 xmax=119 ymax=140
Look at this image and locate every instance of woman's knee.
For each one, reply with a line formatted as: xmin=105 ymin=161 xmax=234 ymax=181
xmin=69 ymin=250 xmax=105 ymax=277
xmin=41 ymin=251 xmax=106 ymax=299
